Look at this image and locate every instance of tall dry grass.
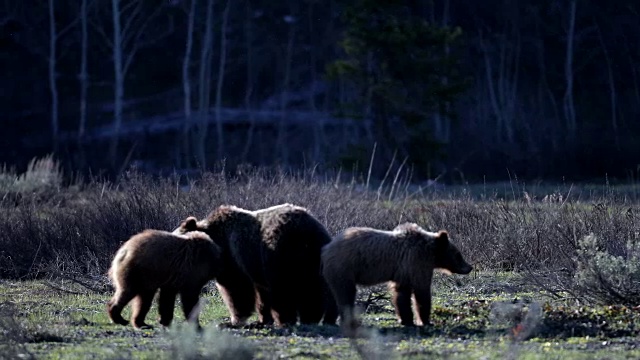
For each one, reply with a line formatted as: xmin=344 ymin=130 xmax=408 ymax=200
xmin=0 ymin=158 xmax=638 ymax=305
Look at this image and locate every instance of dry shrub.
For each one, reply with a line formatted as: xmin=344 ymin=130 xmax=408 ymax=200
xmin=0 ymin=166 xmax=397 ymax=279
xmin=0 ymin=154 xmax=62 ymax=195
xmin=572 ymin=234 xmax=640 ymax=306
xmin=1 ymin=162 xmax=639 ymax=308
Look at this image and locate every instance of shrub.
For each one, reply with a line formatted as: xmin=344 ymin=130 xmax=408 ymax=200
xmin=2 ymin=159 xmax=639 ymax=309
xmin=0 ymin=166 xmax=399 ymax=279
xmin=573 ymin=234 xmax=640 ymax=306
xmin=0 ymin=154 xmax=62 ymax=195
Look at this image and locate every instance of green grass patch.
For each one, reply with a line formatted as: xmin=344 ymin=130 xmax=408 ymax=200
xmin=1 ymin=272 xmax=638 ymax=359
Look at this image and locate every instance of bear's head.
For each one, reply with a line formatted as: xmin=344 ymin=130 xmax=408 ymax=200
xmin=431 ymin=230 xmax=473 ymax=275
xmin=172 ymin=216 xmax=208 ymax=235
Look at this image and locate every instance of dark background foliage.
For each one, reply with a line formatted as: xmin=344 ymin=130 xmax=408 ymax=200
xmin=2 ymin=0 xmax=639 ymax=182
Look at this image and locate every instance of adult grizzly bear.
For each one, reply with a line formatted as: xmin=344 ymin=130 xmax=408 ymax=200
xmin=173 ymin=203 xmax=337 ymax=328
xmin=321 ymin=222 xmax=472 ymax=334
xmin=107 ymin=229 xmax=221 ymax=329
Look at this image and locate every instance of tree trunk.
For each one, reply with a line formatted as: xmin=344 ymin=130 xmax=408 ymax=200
xmin=196 ymin=0 xmax=214 ymax=169
xmin=563 ymin=0 xmax=577 ymax=140
xmin=534 ymin=10 xmax=560 ymax=151
xmin=496 ymin=23 xmax=518 ymax=145
xmin=363 ymin=51 xmax=374 ymax=142
xmin=276 ymin=20 xmax=295 ymax=164
xmin=214 ymin=0 xmax=230 ymax=162
xmin=479 ymin=32 xmax=505 ymax=144
xmin=623 ymin=35 xmax=640 ymax=110
xmin=434 ymin=0 xmax=451 ymax=143
xmin=241 ymin=0 xmax=256 ymax=163
xmin=181 ymin=0 xmax=197 ymax=168
xmin=78 ymin=0 xmax=88 ymax=143
xmin=596 ymin=22 xmax=619 ymax=149
xmin=109 ymin=0 xmax=124 ymax=168
xmin=48 ymin=0 xmax=59 ymax=153
xmin=307 ymin=1 xmax=325 ymax=163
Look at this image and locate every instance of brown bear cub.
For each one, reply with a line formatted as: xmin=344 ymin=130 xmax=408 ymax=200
xmin=321 ymin=222 xmax=472 ymax=335
xmin=173 ymin=203 xmax=337 ymax=328
xmin=107 ymin=229 xmax=221 ymax=329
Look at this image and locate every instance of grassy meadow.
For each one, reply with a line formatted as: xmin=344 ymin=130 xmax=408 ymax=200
xmin=1 ymin=157 xmax=639 ymax=359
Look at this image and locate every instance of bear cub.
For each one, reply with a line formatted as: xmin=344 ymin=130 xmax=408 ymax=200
xmin=321 ymin=222 xmax=472 ymax=335
xmin=107 ymin=229 xmax=221 ymax=329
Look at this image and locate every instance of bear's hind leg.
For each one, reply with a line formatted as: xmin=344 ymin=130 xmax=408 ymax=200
xmin=131 ymin=289 xmax=156 ymax=329
xmin=297 ymin=276 xmax=325 ymax=325
xmin=390 ymin=282 xmax=415 ymax=326
xmin=107 ymin=288 xmax=136 ymax=326
xmin=158 ymin=287 xmax=178 ymax=327
xmin=411 ymin=287 xmax=432 ymax=326
xmin=270 ymin=284 xmax=298 ymax=327
xmin=255 ymin=286 xmax=274 ymax=325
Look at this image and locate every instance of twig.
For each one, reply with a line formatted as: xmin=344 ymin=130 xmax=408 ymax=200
xmin=366 ymin=142 xmax=377 ymax=191
xmin=388 ymin=156 xmax=408 ymax=201
xmin=377 ymin=150 xmax=397 ymax=201
xmin=43 ymin=280 xmax=85 ymax=295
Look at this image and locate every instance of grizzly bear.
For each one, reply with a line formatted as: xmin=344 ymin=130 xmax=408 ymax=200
xmin=321 ymin=222 xmax=472 ymax=334
xmin=173 ymin=203 xmax=337 ymax=328
xmin=107 ymin=229 xmax=222 ymax=329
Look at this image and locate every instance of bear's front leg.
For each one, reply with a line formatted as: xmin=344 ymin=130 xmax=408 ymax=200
xmin=339 ymin=305 xmax=361 ymax=337
xmin=330 ymin=282 xmax=359 ymax=336
xmin=412 ymin=287 xmax=432 ymax=326
xmin=296 ymin=275 xmax=327 ymax=325
xmin=390 ymin=282 xmax=415 ymax=326
xmin=321 ymin=285 xmax=339 ymax=326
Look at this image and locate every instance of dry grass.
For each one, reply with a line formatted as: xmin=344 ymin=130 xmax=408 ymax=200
xmin=0 ymin=163 xmax=638 ymax=307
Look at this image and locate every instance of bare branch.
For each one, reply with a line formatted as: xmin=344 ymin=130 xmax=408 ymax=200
xmin=57 ymin=15 xmax=80 ymax=39
xmin=121 ymin=2 xmax=163 ymax=50
xmin=0 ymin=1 xmax=18 ymax=25
xmin=120 ymin=0 xmax=140 ymax=15
xmin=123 ymin=8 xmax=173 ymax=75
xmin=89 ymin=19 xmax=114 ymax=49
xmin=121 ymin=0 xmax=143 ymax=44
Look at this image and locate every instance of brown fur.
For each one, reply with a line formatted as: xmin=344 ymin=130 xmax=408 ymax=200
xmin=107 ymin=229 xmax=221 ymax=329
xmin=321 ymin=222 xmax=472 ymax=335
xmin=173 ymin=203 xmax=337 ymax=328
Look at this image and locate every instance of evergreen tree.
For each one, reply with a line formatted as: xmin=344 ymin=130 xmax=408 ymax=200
xmin=328 ymin=0 xmax=468 ymax=177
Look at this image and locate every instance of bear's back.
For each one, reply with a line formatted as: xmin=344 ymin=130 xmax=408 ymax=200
xmin=323 ymin=227 xmax=409 ymax=285
xmin=255 ymin=204 xmax=330 ymax=250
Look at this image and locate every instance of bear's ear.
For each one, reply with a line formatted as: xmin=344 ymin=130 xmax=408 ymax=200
xmin=435 ymin=230 xmax=449 ymax=249
xmin=183 ymin=216 xmax=198 ymax=231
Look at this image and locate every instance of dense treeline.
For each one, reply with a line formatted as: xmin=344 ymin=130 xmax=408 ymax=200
xmin=2 ymin=0 xmax=639 ymax=182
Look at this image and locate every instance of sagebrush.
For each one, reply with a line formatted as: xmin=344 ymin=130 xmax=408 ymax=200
xmin=573 ymin=234 xmax=640 ymax=306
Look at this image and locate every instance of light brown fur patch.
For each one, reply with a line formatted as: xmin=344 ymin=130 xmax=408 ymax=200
xmin=322 ymin=222 xmax=472 ymax=334
xmin=107 ymin=229 xmax=221 ymax=329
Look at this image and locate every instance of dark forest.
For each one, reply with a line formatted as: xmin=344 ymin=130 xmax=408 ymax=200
xmin=2 ymin=0 xmax=639 ymax=182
